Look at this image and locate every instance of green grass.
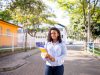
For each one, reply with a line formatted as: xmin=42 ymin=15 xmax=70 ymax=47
xmin=89 ymin=48 xmax=100 ymax=56
xmin=94 ymin=48 xmax=100 ymax=56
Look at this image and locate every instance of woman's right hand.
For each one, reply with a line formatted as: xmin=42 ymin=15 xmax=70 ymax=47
xmin=45 ymin=53 xmax=55 ymax=62
xmin=45 ymin=53 xmax=50 ymax=58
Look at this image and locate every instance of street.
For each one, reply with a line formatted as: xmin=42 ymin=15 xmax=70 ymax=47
xmin=0 ymin=45 xmax=100 ymax=75
xmin=0 ymin=0 xmax=100 ymax=75
xmin=67 ymin=44 xmax=84 ymax=50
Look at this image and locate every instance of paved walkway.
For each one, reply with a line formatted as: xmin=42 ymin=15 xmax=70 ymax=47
xmin=0 ymin=49 xmax=39 ymax=72
xmin=0 ymin=50 xmax=100 ymax=75
xmin=64 ymin=50 xmax=100 ymax=75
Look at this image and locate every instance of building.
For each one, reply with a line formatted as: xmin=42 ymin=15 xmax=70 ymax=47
xmin=55 ymin=24 xmax=67 ymax=42
xmin=35 ymin=24 xmax=67 ymax=47
xmin=0 ymin=20 xmax=20 ymax=48
xmin=35 ymin=31 xmax=47 ymax=47
xmin=17 ymin=28 xmax=36 ymax=48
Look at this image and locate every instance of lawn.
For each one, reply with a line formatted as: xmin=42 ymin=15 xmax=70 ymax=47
xmin=94 ymin=48 xmax=100 ymax=56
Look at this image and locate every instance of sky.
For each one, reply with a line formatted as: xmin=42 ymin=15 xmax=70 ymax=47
xmin=42 ymin=0 xmax=70 ymax=26
xmin=0 ymin=0 xmax=11 ymax=11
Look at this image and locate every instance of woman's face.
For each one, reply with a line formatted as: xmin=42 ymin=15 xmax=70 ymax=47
xmin=51 ymin=30 xmax=59 ymax=40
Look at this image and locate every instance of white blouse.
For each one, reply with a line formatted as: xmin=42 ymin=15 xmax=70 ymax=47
xmin=41 ymin=41 xmax=67 ymax=66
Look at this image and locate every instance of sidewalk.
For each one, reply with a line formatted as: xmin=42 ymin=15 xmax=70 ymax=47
xmin=64 ymin=50 xmax=100 ymax=75
xmin=0 ymin=49 xmax=100 ymax=75
xmin=0 ymin=48 xmax=40 ymax=72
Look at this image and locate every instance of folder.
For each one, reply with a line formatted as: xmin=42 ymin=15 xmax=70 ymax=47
xmin=39 ymin=47 xmax=47 ymax=53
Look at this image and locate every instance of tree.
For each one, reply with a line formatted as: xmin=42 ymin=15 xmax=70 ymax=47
xmin=8 ymin=0 xmax=57 ymax=35
xmin=91 ymin=23 xmax=100 ymax=39
xmin=56 ymin=0 xmax=100 ymax=39
xmin=0 ymin=0 xmax=57 ymax=35
xmin=0 ymin=0 xmax=57 ymax=51
xmin=50 ymin=0 xmax=100 ymax=50
xmin=0 ymin=10 xmax=12 ymax=21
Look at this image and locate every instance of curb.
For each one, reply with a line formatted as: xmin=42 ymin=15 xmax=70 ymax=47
xmin=23 ymin=49 xmax=40 ymax=59
xmin=93 ymin=55 xmax=100 ymax=60
xmin=0 ymin=49 xmax=40 ymax=72
xmin=84 ymin=51 xmax=100 ymax=60
xmin=0 ymin=60 xmax=26 ymax=72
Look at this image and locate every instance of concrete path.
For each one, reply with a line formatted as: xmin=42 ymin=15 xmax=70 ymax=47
xmin=64 ymin=50 xmax=100 ymax=75
xmin=0 ymin=49 xmax=39 ymax=72
xmin=0 ymin=49 xmax=100 ymax=75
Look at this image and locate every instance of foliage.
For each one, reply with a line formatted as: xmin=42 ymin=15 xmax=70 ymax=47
xmin=0 ymin=10 xmax=12 ymax=21
xmin=0 ymin=0 xmax=57 ymax=36
xmin=54 ymin=0 xmax=100 ymax=40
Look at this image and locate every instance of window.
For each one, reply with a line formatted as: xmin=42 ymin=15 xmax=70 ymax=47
xmin=59 ymin=28 xmax=63 ymax=31
xmin=41 ymin=36 xmax=42 ymax=38
xmin=6 ymin=29 xmax=11 ymax=36
xmin=62 ymin=35 xmax=63 ymax=38
xmin=38 ymin=36 xmax=40 ymax=38
xmin=0 ymin=26 xmax=2 ymax=36
xmin=18 ymin=28 xmax=23 ymax=33
xmin=36 ymin=36 xmax=37 ymax=38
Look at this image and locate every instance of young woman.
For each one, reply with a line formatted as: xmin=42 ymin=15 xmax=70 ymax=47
xmin=41 ymin=27 xmax=67 ymax=75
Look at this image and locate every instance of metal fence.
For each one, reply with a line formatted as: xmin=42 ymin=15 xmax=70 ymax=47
xmin=0 ymin=33 xmax=36 ymax=51
xmin=87 ymin=38 xmax=100 ymax=55
xmin=93 ymin=38 xmax=100 ymax=55
xmin=94 ymin=38 xmax=100 ymax=48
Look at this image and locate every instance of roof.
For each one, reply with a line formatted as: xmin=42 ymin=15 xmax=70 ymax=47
xmin=0 ymin=19 xmax=21 ymax=28
xmin=57 ymin=24 xmax=65 ymax=28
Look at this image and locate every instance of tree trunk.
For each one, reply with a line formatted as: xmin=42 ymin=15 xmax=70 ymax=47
xmin=84 ymin=32 xmax=88 ymax=51
xmin=25 ymin=32 xmax=27 ymax=51
xmin=82 ymin=0 xmax=87 ymax=51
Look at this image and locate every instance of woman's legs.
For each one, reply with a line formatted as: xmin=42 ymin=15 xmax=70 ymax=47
xmin=53 ymin=65 xmax=64 ymax=75
xmin=45 ymin=65 xmax=53 ymax=75
xmin=45 ymin=65 xmax=64 ymax=75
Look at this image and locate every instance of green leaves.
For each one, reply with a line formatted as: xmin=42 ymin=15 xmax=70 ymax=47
xmin=0 ymin=10 xmax=12 ymax=21
xmin=55 ymin=0 xmax=100 ymax=40
xmin=9 ymin=0 xmax=46 ymax=14
xmin=90 ymin=23 xmax=100 ymax=39
xmin=0 ymin=0 xmax=57 ymax=37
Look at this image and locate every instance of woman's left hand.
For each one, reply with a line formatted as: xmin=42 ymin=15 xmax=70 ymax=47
xmin=49 ymin=57 xmax=55 ymax=62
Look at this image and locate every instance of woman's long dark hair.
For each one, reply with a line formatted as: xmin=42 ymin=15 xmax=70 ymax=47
xmin=47 ymin=27 xmax=62 ymax=43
